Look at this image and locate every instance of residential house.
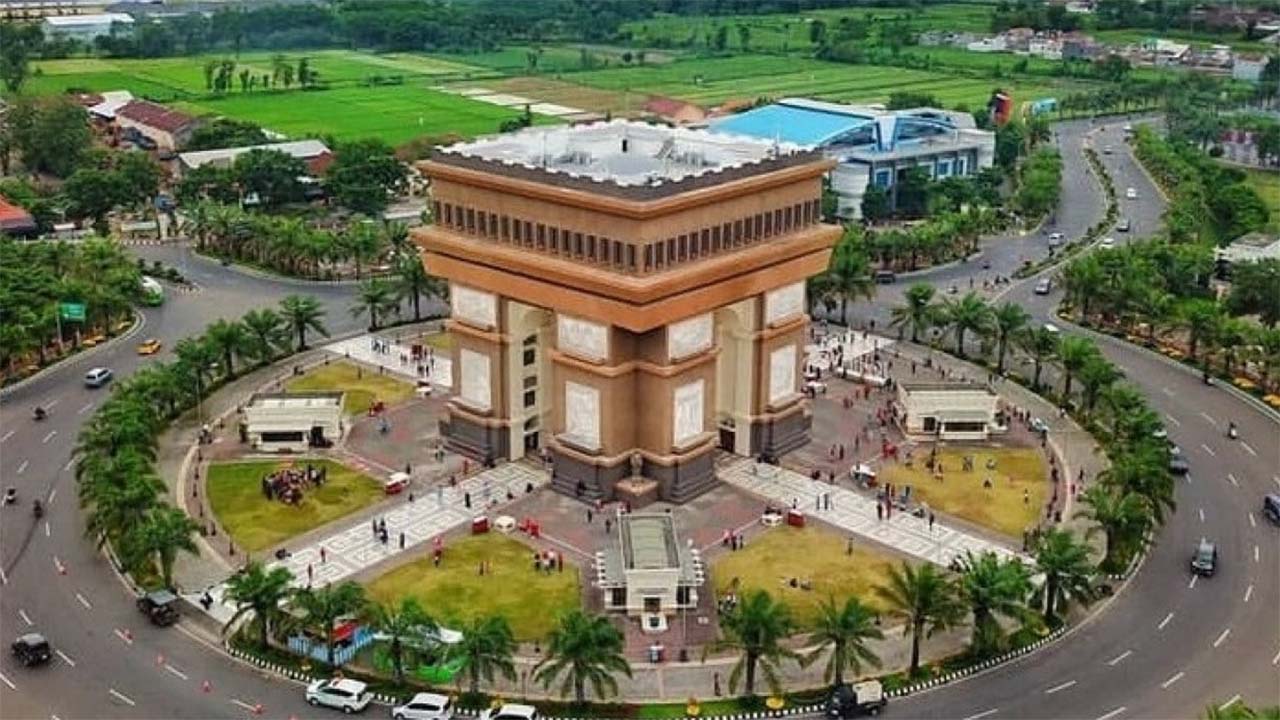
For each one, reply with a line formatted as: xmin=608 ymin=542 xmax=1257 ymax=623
xmin=1233 ymin=54 xmax=1269 ymax=83
xmin=87 ymin=90 xmax=134 ymax=122
xmin=114 ymin=100 xmax=198 ymax=151
xmin=0 ymin=196 xmax=38 ymax=238
xmin=177 ymin=139 xmax=334 ymax=177
xmin=1028 ymin=36 xmax=1063 ymax=60
xmin=967 ymin=36 xmax=1006 ymax=53
xmin=1001 ymin=27 xmax=1036 ymax=53
xmin=1061 ymin=32 xmax=1103 ymax=61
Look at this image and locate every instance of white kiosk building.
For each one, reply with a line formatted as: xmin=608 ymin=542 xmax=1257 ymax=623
xmin=243 ymin=391 xmax=344 ymax=453
xmin=596 ymin=514 xmax=704 ymax=628
xmin=897 ymin=382 xmax=1004 ymax=441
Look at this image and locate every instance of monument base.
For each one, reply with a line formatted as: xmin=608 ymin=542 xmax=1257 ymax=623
xmin=615 ymin=477 xmax=660 ymax=509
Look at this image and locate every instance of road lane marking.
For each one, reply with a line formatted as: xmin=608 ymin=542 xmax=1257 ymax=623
xmin=1096 ymin=708 xmax=1126 ymax=720
xmin=77 ymin=401 xmax=94 ymax=415
xmin=1188 ymin=575 xmax=1198 ymax=589
xmin=1165 ymin=414 xmax=1181 ymax=427
xmin=62 ymin=458 xmax=74 ymax=472
xmin=0 ymin=671 xmax=15 ymax=690
xmin=1045 ymin=680 xmax=1077 ymax=694
xmin=43 ymin=398 xmax=59 ymax=410
xmin=1213 ymin=628 xmax=1231 ymax=648
xmin=1161 ymin=671 xmax=1184 ymax=689
xmin=1274 ymin=476 xmax=1280 ymax=488
xmin=1272 ymin=649 xmax=1280 ymax=665
xmin=108 ymin=689 xmax=135 ymax=707
xmin=1200 ymin=412 xmax=1217 ymax=426
xmin=0 ymin=430 xmax=13 ymax=443
xmin=1256 ymin=545 xmax=1261 ymax=563
xmin=1201 ymin=444 xmax=1216 ymax=456
xmin=1161 ymin=387 xmax=1173 ymax=396
xmin=1228 ymin=473 xmax=1238 ymax=487
xmin=962 ymin=710 xmax=999 ymax=720
xmin=41 ymin=430 xmax=56 ymax=444
xmin=1220 ymin=696 xmax=1242 ymax=711
xmin=0 ymin=567 xmax=7 ymax=585
xmin=46 ymin=488 xmax=56 ymax=505
xmin=164 ymin=664 xmax=188 ymax=680
xmin=1198 ymin=508 xmax=1205 ymax=523
xmin=54 ymin=650 xmax=75 ymax=667
xmin=16 ymin=460 xmax=28 ymax=474
xmin=1107 ymin=650 xmax=1133 ymax=666
xmin=75 ymin=593 xmax=91 ymax=610
xmin=230 ymin=699 xmax=259 ymax=712
xmin=44 ymin=521 xmax=50 ymax=537
xmin=113 ymin=628 xmax=132 ymax=645
xmin=1249 ymin=514 xmax=1257 ymax=528
xmin=1244 ymin=585 xmax=1253 ymax=603
xmin=1241 ymin=442 xmax=1257 ymax=457
xmin=1158 ymin=612 xmax=1174 ymax=630
xmin=53 ymin=556 xmax=65 ymax=574
xmin=18 ymin=609 xmax=32 ymax=625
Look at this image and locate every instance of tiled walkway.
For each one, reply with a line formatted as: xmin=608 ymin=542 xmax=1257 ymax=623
xmin=324 ymin=333 xmax=453 ymax=387
xmin=719 ymin=458 xmax=1026 ymax=567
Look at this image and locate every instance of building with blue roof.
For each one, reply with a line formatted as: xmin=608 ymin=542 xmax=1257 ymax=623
xmin=711 ymin=98 xmax=995 ymax=219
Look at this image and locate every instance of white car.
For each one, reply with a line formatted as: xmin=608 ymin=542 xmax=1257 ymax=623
xmin=393 ymin=692 xmax=453 ymax=720
xmin=1031 ymin=418 xmax=1050 ymax=434
xmin=305 ymin=678 xmax=372 ymax=714
xmin=84 ymin=367 xmax=113 ymax=388
xmin=1034 ymin=278 xmax=1052 ymax=295
xmin=1047 ymin=232 xmax=1064 ymax=247
xmin=481 ymin=704 xmax=539 ymax=720
xmin=1103 ymin=146 xmax=1114 ymax=155
xmin=1098 ymin=237 xmax=1116 ymax=250
xmin=1125 ymin=187 xmax=1138 ymax=200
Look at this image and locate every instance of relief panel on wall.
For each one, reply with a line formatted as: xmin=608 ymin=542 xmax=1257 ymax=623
xmin=672 ymin=379 xmax=705 ymax=447
xmin=451 ymin=284 xmax=497 ymax=329
xmin=768 ymin=344 xmax=798 ymax=405
xmin=563 ymin=381 xmax=601 ymax=450
xmin=667 ymin=313 xmax=714 ymax=361
xmin=557 ymin=315 xmax=609 ymax=362
xmin=458 ymin=348 xmax=492 ymax=411
xmin=764 ymin=281 xmax=805 ymax=326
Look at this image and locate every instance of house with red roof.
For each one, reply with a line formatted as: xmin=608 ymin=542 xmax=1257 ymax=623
xmin=115 ymin=100 xmax=199 ymax=151
xmin=0 ymin=196 xmax=38 ymax=238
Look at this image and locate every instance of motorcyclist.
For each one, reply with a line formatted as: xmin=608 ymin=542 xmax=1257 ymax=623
xmin=3 ymin=487 xmax=15 ymax=505
xmin=33 ymin=405 xmax=46 ymax=420
xmin=1227 ymin=421 xmax=1238 ymax=439
xmin=33 ymin=499 xmax=43 ymax=518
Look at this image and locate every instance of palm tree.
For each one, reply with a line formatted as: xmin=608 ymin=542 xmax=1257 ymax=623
xmin=826 ymin=231 xmax=875 ymax=324
xmin=394 ymin=254 xmax=444 ymax=322
xmin=174 ymin=335 xmax=220 ymax=395
xmin=940 ymin=292 xmax=993 ymax=358
xmin=535 ymin=610 xmax=632 ymax=704
xmin=365 ymin=598 xmax=435 ymax=685
xmin=1075 ymin=485 xmax=1152 ymax=571
xmin=223 ymin=561 xmax=296 ymax=649
xmin=351 ymin=278 xmax=400 ymax=331
xmin=124 ymin=506 xmax=201 ymax=588
xmin=891 ymin=283 xmax=937 ymax=343
xmin=990 ymin=302 xmax=1030 ymax=374
xmin=343 ymin=221 xmax=386 ymax=280
xmin=1031 ymin=529 xmax=1096 ymax=624
xmin=452 ymin=615 xmax=518 ymax=695
xmin=874 ymin=562 xmax=964 ymax=676
xmin=294 ymin=582 xmax=367 ymax=666
xmin=802 ymin=596 xmax=883 ymax=686
xmin=1100 ymin=446 xmax=1177 ymax=524
xmin=1056 ymin=335 xmax=1097 ymax=403
xmin=241 ymin=308 xmax=285 ymax=366
xmin=707 ymin=589 xmax=798 ymax=696
xmin=205 ymin=318 xmax=250 ymax=379
xmin=279 ymin=295 xmax=328 ymax=351
xmin=81 ymin=471 xmax=164 ymax=548
xmin=955 ymin=551 xmax=1033 ymax=657
xmin=1180 ymin=299 xmax=1221 ymax=364
xmin=1078 ymin=356 xmax=1122 ymax=415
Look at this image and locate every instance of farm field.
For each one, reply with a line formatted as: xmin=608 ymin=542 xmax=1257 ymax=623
xmin=450 ymin=76 xmax=637 ymax=115
xmin=1241 ymin=168 xmax=1280 ymax=234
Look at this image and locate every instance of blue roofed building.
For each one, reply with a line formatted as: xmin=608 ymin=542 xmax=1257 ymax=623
xmin=711 ymin=98 xmax=995 ymax=220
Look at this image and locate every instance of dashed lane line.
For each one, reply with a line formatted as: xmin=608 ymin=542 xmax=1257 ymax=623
xmin=0 ymin=671 xmax=15 ymax=690
xmin=1161 ymin=387 xmax=1173 ymax=396
xmin=1213 ymin=628 xmax=1231 ymax=648
xmin=962 ymin=710 xmax=999 ymax=720
xmin=113 ymin=629 xmax=132 ymax=645
xmin=62 ymin=458 xmax=74 ymax=473
xmin=1200 ymin=444 xmax=1216 ymax=457
xmin=164 ymin=664 xmax=188 ymax=680
xmin=1272 ymin=649 xmax=1280 ymax=666
xmin=1106 ymin=650 xmax=1132 ymax=666
xmin=18 ymin=609 xmax=32 ymax=626
xmin=44 ymin=398 xmax=59 ymax=410
xmin=1166 ymin=414 xmax=1181 ymax=427
xmin=44 ymin=521 xmax=50 ymax=537
xmin=77 ymin=401 xmax=94 ymax=415
xmin=75 ymin=593 xmax=92 ymax=610
xmin=1244 ymin=585 xmax=1253 ymax=603
xmin=1220 ymin=696 xmax=1242 ymax=711
xmin=16 ymin=460 xmax=28 ymax=474
xmin=230 ymin=699 xmax=259 ymax=713
xmin=1255 ymin=545 xmax=1261 ymax=563
xmin=1158 ymin=612 xmax=1174 ymax=630
xmin=1199 ymin=508 xmax=1205 ymax=523
xmin=1228 ymin=474 xmax=1238 ymax=487
xmin=41 ymin=430 xmax=57 ymax=444
xmin=1161 ymin=671 xmax=1185 ymax=689
xmin=54 ymin=650 xmax=75 ymax=668
xmin=1045 ymin=680 xmax=1077 ymax=695
xmin=1188 ymin=575 xmax=1198 ymax=589
xmin=47 ymin=488 xmax=56 ymax=505
xmin=0 ymin=567 xmax=7 ymax=585
xmin=1241 ymin=442 xmax=1257 ymax=457
xmin=0 ymin=430 xmax=13 ymax=443
xmin=1249 ymin=514 xmax=1256 ymax=528
xmin=108 ymin=689 xmax=135 ymax=707
xmin=1095 ymin=707 xmax=1126 ymax=720
xmin=1199 ymin=412 xmax=1218 ymax=426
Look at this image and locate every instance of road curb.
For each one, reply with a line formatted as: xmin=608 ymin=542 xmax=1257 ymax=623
xmin=0 ymin=311 xmax=145 ymax=399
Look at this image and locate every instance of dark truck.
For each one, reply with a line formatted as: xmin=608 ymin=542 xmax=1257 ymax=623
xmin=137 ymin=590 xmax=181 ymax=626
xmin=826 ymin=681 xmax=887 ymax=717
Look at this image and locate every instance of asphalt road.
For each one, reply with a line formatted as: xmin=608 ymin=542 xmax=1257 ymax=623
xmin=1 ymin=119 xmax=1276 ymax=720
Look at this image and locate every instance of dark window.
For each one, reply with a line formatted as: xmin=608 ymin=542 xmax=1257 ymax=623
xmin=261 ymin=430 xmax=305 ymax=443
xmin=536 ymin=224 xmax=546 ymax=250
xmin=644 ymin=244 xmax=653 ymax=271
xmin=667 ymin=238 xmax=676 ymax=263
xmin=712 ymin=225 xmax=721 ymax=251
xmin=627 ymin=244 xmax=637 ymax=271
xmin=944 ymin=421 xmax=987 ymax=433
xmin=733 ymin=220 xmax=743 ymax=243
xmin=523 ymin=390 xmax=536 ymax=408
xmin=442 ymin=204 xmax=453 ymax=225
xmin=548 ymin=227 xmax=559 ymax=254
xmin=783 ymin=205 xmax=793 ymax=230
xmin=466 ymin=208 xmax=476 ymax=233
xmin=574 ymin=232 xmax=584 ymax=257
xmin=523 ymin=221 xmax=533 ymax=246
xmin=700 ymin=228 xmax=710 ymax=255
xmin=678 ymin=234 xmax=687 ymax=261
xmin=764 ymin=211 xmax=774 ymax=237
xmin=523 ymin=348 xmax=536 ymax=366
xmin=500 ymin=216 xmax=510 ymax=241
xmin=432 ymin=201 xmax=441 ymax=223
xmin=610 ymin=588 xmax=626 ymax=607
xmin=922 ymin=417 xmax=938 ymax=433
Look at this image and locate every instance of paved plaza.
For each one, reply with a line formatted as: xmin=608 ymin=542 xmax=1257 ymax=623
xmin=324 ymin=331 xmax=453 ymax=387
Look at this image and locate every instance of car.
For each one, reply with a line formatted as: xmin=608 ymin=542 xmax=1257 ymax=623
xmin=1168 ymin=456 xmax=1190 ymax=475
xmin=1047 ymin=232 xmax=1064 ymax=247
xmin=1116 ymin=218 xmax=1131 ymax=232
xmin=1103 ymin=146 xmax=1114 ymax=155
xmin=1263 ymin=494 xmax=1280 ymax=525
xmin=84 ymin=367 xmax=113 ymax=388
xmin=1043 ymin=323 xmax=1060 ymax=335
xmin=1098 ymin=237 xmax=1116 ymax=250
xmin=1034 ymin=278 xmax=1052 ymax=295
xmin=481 ymin=704 xmax=539 ymax=720
xmin=11 ymin=633 xmax=52 ymax=667
xmin=393 ymin=692 xmax=454 ymax=720
xmin=1030 ymin=417 xmax=1049 ymax=435
xmin=1123 ymin=123 xmax=1134 ymax=134
xmin=137 ymin=338 xmax=162 ymax=355
xmin=1190 ymin=539 xmax=1218 ymax=576
xmin=873 ymin=270 xmax=896 ymax=284
xmin=826 ymin=681 xmax=887 ymax=717
xmin=306 ymin=678 xmax=372 ymax=714
xmin=136 ymin=589 xmax=180 ymax=626
xmin=1125 ymin=187 xmax=1138 ymax=200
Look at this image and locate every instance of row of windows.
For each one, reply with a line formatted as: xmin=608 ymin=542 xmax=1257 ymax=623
xmin=433 ymin=198 xmax=823 ymax=274
xmin=872 ymin=155 xmax=971 ymax=188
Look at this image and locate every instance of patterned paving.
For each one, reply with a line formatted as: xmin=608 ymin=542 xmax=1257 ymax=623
xmin=324 ymin=334 xmax=453 ymax=387
xmin=719 ymin=458 xmax=1026 ymax=568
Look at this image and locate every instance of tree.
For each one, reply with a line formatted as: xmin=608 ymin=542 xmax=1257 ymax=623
xmin=279 ymin=295 xmax=328 ymax=351
xmin=940 ymin=292 xmax=993 ymax=358
xmin=395 ymin=253 xmax=444 ymax=322
xmin=351 ymin=278 xmax=399 ymax=330
xmin=125 ymin=505 xmax=200 ymax=588
xmin=113 ymin=151 xmax=162 ymax=209
xmin=1179 ymin=298 xmax=1221 ymax=364
xmin=241 ymin=308 xmax=286 ymax=366
xmin=81 ymin=464 xmax=164 ymax=548
xmin=233 ymin=149 xmax=306 ymax=208
xmin=535 ymin=610 xmax=632 ymax=704
xmin=1075 ymin=484 xmax=1151 ymax=571
xmin=0 ymin=23 xmax=42 ymax=94
xmin=63 ymin=168 xmax=121 ymax=235
xmin=737 ymin=24 xmax=750 ymax=51
xmin=1056 ymin=335 xmax=1097 ymax=402
xmin=326 ymin=140 xmax=408 ymax=216
xmin=708 ymin=589 xmax=798 ymax=696
xmin=825 ymin=229 xmax=875 ymax=324
xmin=1200 ymin=703 xmax=1280 ymax=720
xmin=1226 ymin=259 xmax=1280 ymax=328
xmin=991 ymin=302 xmax=1030 ymax=374
xmin=1031 ymin=528 xmax=1096 ymax=624
xmin=364 ymin=598 xmax=435 ymax=685
xmin=861 ymin=185 xmax=891 ymax=223
xmin=1078 ymin=355 xmax=1122 ymax=415
xmin=802 ymin=596 xmax=883 ymax=686
xmin=186 ymin=118 xmax=269 ymax=152
xmin=223 ymin=561 xmax=295 ymax=649
xmin=205 ymin=318 xmax=250 ymax=378
xmin=874 ymin=562 xmax=964 ymax=676
xmin=294 ymin=582 xmax=367 ymax=666
xmin=891 ymin=283 xmax=937 ymax=343
xmin=956 ymin=551 xmax=1033 ymax=657
xmin=452 ymin=615 xmax=518 ymax=695
xmin=342 ymin=222 xmax=386 ymax=280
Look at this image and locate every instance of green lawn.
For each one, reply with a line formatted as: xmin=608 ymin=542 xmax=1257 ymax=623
xmin=712 ymin=526 xmax=901 ymax=629
xmin=284 ymin=360 xmax=413 ymax=415
xmin=365 ymin=533 xmax=581 ymax=642
xmin=1242 ymin=168 xmax=1280 ymax=234
xmin=435 ymin=45 xmax=596 ymax=74
xmin=207 ymin=459 xmax=383 ymax=553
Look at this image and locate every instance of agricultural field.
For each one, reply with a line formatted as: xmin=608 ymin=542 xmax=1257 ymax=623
xmin=1241 ymin=168 xmax=1280 ymax=234
xmin=452 ymin=76 xmax=637 ymax=115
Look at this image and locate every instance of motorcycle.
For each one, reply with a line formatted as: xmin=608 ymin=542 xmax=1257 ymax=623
xmin=33 ymin=500 xmax=43 ymax=519
xmin=33 ymin=406 xmax=46 ymax=421
xmin=1227 ymin=422 xmax=1238 ymax=440
xmin=3 ymin=487 xmax=16 ymax=506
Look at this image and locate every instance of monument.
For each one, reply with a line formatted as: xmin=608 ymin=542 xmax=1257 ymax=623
xmin=414 ymin=120 xmax=841 ymax=503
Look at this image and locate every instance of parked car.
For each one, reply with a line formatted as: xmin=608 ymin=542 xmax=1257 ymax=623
xmin=1190 ymin=539 xmax=1218 ymax=576
xmin=84 ymin=367 xmax=113 ymax=388
xmin=393 ymin=692 xmax=454 ymax=720
xmin=306 ymin=678 xmax=372 ymax=714
xmin=1116 ymin=218 xmax=1131 ymax=232
xmin=137 ymin=338 xmax=163 ymax=355
xmin=873 ymin=270 xmax=896 ymax=284
xmin=1030 ymin=417 xmax=1050 ymax=435
xmin=137 ymin=590 xmax=180 ymax=626
xmin=1103 ymin=146 xmax=1114 ymax=155
xmin=1047 ymin=232 xmax=1065 ymax=247
xmin=11 ymin=633 xmax=52 ymax=667
xmin=1168 ymin=456 xmax=1190 ymax=475
xmin=1098 ymin=237 xmax=1116 ymax=250
xmin=480 ymin=704 xmax=539 ymax=720
xmin=1126 ymin=187 xmax=1138 ymax=200
xmin=1034 ymin=278 xmax=1052 ymax=295
xmin=1263 ymin=494 xmax=1280 ymax=525
xmin=826 ymin=681 xmax=887 ymax=717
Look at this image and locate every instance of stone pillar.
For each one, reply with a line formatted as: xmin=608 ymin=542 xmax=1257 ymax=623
xmin=441 ymin=284 xmax=510 ymax=464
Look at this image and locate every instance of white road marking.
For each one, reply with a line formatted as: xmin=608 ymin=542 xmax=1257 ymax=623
xmin=46 ymin=488 xmax=56 ymax=505
xmin=1106 ymin=649 xmax=1133 ymax=666
xmin=1166 ymin=414 xmax=1181 ymax=427
xmin=1220 ymin=696 xmax=1242 ymax=711
xmin=1213 ymin=628 xmax=1231 ymax=648
xmin=54 ymin=650 xmax=75 ymax=667
xmin=164 ymin=664 xmax=188 ymax=680
xmin=1161 ymin=671 xmax=1184 ymax=689
xmin=75 ymin=593 xmax=91 ymax=609
xmin=0 ymin=671 xmax=15 ymax=690
xmin=1201 ymin=444 xmax=1216 ymax=456
xmin=1256 ymin=545 xmax=1261 ymax=563
xmin=1244 ymin=585 xmax=1253 ymax=603
xmin=44 ymin=521 xmax=50 ymax=537
xmin=113 ymin=628 xmax=132 ymax=645
xmin=0 ymin=430 xmax=13 ymax=443
xmin=1188 ymin=575 xmax=1198 ymax=589
xmin=62 ymin=458 xmax=74 ymax=472
xmin=18 ymin=609 xmax=32 ymax=626
xmin=77 ymin=401 xmax=94 ymax=415
xmin=230 ymin=699 xmax=258 ymax=712
xmin=1274 ymin=476 xmax=1280 ymax=488
xmin=16 ymin=460 xmax=28 ymax=474
xmin=1045 ymin=680 xmax=1077 ymax=694
xmin=52 ymin=556 xmax=64 ymax=574
xmin=1158 ymin=612 xmax=1174 ymax=630
xmin=1161 ymin=387 xmax=1173 ymax=396
xmin=1200 ymin=412 xmax=1217 ymax=426
xmin=1272 ymin=649 xmax=1280 ymax=665
xmin=1249 ymin=514 xmax=1257 ymax=528
xmin=962 ymin=710 xmax=999 ymax=720
xmin=1241 ymin=442 xmax=1257 ymax=457
xmin=1228 ymin=473 xmax=1238 ymax=487
xmin=41 ymin=430 xmax=56 ymax=444
xmin=1095 ymin=707 xmax=1126 ymax=720
xmin=108 ymin=689 xmax=135 ymax=707
xmin=1199 ymin=508 xmax=1205 ymax=523
xmin=0 ymin=566 xmax=7 ymax=585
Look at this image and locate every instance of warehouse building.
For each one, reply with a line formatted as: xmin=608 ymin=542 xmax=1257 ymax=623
xmin=42 ymin=12 xmax=132 ymax=41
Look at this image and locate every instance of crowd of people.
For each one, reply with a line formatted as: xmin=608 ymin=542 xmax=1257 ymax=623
xmin=261 ymin=463 xmax=327 ymax=505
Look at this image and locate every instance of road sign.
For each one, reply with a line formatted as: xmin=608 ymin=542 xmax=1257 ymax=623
xmin=58 ymin=302 xmax=86 ymax=322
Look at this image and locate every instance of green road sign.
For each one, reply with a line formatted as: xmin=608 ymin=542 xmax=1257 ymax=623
xmin=59 ymin=302 xmax=86 ymax=322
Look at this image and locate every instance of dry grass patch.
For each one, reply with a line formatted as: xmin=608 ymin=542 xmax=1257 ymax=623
xmin=284 ymin=360 xmax=413 ymax=415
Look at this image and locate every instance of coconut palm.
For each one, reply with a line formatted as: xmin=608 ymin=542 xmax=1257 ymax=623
xmin=990 ymin=302 xmax=1030 ymax=374
xmin=205 ymin=318 xmax=250 ymax=378
xmin=802 ymin=596 xmax=883 ymax=686
xmin=1179 ymin=298 xmax=1221 ymax=364
xmin=351 ymin=278 xmax=400 ymax=331
xmin=707 ymin=589 xmax=799 ymax=696
xmin=364 ymin=598 xmax=436 ymax=685
xmin=452 ymin=615 xmax=518 ymax=695
xmin=535 ymin=610 xmax=632 ymax=704
xmin=223 ymin=561 xmax=296 ymax=649
xmin=1075 ymin=485 xmax=1152 ymax=571
xmin=1100 ymin=446 xmax=1176 ymax=524
xmin=81 ymin=465 xmax=164 ymax=547
xmin=1056 ymin=335 xmax=1097 ymax=402
xmin=279 ymin=294 xmax=328 ymax=351
xmin=294 ymin=581 xmax=367 ymax=666
xmin=955 ymin=551 xmax=1034 ymax=657
xmin=1077 ymin=355 xmax=1123 ymax=415
xmin=826 ymin=232 xmax=876 ymax=324
xmin=874 ymin=562 xmax=964 ymax=676
xmin=343 ymin=221 xmax=386 ymax=280
xmin=124 ymin=505 xmax=201 ymax=588
xmin=940 ymin=292 xmax=993 ymax=358
xmin=891 ymin=283 xmax=937 ymax=343
xmin=1031 ymin=528 xmax=1096 ymax=623
xmin=394 ymin=253 xmax=444 ymax=322
xmin=241 ymin=308 xmax=286 ymax=366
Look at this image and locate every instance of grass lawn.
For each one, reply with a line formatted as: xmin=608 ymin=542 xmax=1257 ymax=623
xmin=1241 ymin=168 xmax=1280 ymax=234
xmin=711 ymin=526 xmax=901 ymax=629
xmin=365 ymin=533 xmax=580 ymax=642
xmin=879 ymin=446 xmax=1048 ymax=538
xmin=207 ymin=459 xmax=383 ymax=553
xmin=285 ymin=360 xmax=413 ymax=415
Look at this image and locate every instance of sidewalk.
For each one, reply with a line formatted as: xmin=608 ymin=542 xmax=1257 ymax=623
xmin=324 ymin=331 xmax=453 ymax=387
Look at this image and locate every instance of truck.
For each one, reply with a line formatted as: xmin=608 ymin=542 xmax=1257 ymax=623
xmin=825 ymin=681 xmax=887 ymax=717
